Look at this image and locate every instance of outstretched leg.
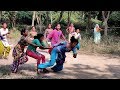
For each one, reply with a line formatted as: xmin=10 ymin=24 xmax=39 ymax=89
xmin=38 ymin=48 xmax=58 ymax=69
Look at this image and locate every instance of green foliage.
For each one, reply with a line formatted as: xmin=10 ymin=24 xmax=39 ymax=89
xmin=109 ymin=11 xmax=120 ymax=27
xmin=109 ymin=11 xmax=120 ymax=22
xmin=91 ymin=18 xmax=102 ymax=26
xmin=16 ymin=11 xmax=32 ymax=25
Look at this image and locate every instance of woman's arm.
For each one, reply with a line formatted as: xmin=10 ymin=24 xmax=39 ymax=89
xmin=66 ymin=27 xmax=69 ymax=33
xmin=47 ymin=30 xmax=53 ymax=40
xmin=25 ymin=37 xmax=39 ymax=47
xmin=61 ymin=32 xmax=66 ymax=41
xmin=39 ymin=45 xmax=51 ymax=49
xmin=44 ymin=29 xmax=47 ymax=39
xmin=2 ymin=32 xmax=10 ymax=36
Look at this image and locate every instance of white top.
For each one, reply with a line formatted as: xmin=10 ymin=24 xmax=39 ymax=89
xmin=72 ymin=32 xmax=81 ymax=40
xmin=0 ymin=28 xmax=10 ymax=47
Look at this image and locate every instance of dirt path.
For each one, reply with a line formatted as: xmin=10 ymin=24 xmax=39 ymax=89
xmin=0 ymin=47 xmax=120 ymax=79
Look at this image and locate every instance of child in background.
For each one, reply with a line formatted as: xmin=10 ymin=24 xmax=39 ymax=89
xmin=0 ymin=22 xmax=11 ymax=59
xmin=29 ymin=26 xmax=37 ymax=41
xmin=66 ymin=23 xmax=75 ymax=42
xmin=44 ymin=24 xmax=53 ymax=39
xmin=73 ymin=29 xmax=81 ymax=42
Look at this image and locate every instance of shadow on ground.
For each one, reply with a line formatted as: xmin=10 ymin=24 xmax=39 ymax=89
xmin=0 ymin=63 xmax=120 ymax=79
xmin=107 ymin=65 xmax=120 ymax=78
xmin=47 ymin=64 xmax=117 ymax=79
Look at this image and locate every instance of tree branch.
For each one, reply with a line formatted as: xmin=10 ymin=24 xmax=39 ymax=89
xmin=102 ymin=11 xmax=106 ymax=20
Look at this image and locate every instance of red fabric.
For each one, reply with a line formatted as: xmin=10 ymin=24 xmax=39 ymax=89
xmin=48 ymin=48 xmax=53 ymax=55
xmin=26 ymin=50 xmax=45 ymax=66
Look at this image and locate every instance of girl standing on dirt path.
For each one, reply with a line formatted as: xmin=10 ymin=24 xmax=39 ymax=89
xmin=43 ymin=24 xmax=53 ymax=48
xmin=38 ymin=36 xmax=80 ymax=72
xmin=66 ymin=23 xmax=75 ymax=42
xmin=44 ymin=24 xmax=53 ymax=39
xmin=26 ymin=34 xmax=51 ymax=74
xmin=47 ymin=23 xmax=66 ymax=47
xmin=73 ymin=29 xmax=81 ymax=42
xmin=0 ymin=22 xmax=11 ymax=59
xmin=11 ymin=28 xmax=39 ymax=73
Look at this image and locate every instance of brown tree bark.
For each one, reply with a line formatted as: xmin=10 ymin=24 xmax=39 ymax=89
xmin=58 ymin=11 xmax=64 ymax=23
xmin=102 ymin=11 xmax=110 ymax=36
xmin=32 ymin=11 xmax=36 ymax=26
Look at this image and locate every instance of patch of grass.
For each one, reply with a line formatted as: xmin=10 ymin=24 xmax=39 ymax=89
xmin=80 ymin=35 xmax=120 ymax=56
xmin=8 ymin=28 xmax=21 ymax=44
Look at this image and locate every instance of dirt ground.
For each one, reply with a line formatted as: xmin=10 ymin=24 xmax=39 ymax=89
xmin=0 ymin=46 xmax=120 ymax=79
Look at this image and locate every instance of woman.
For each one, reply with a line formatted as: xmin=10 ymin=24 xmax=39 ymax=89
xmin=66 ymin=23 xmax=75 ymax=42
xmin=11 ymin=28 xmax=38 ymax=73
xmin=0 ymin=22 xmax=11 ymax=59
xmin=26 ymin=34 xmax=51 ymax=74
xmin=29 ymin=26 xmax=37 ymax=41
xmin=44 ymin=24 xmax=53 ymax=39
xmin=38 ymin=36 xmax=80 ymax=72
xmin=47 ymin=23 xmax=66 ymax=47
xmin=43 ymin=24 xmax=53 ymax=47
xmin=94 ymin=24 xmax=102 ymax=44
xmin=73 ymin=29 xmax=81 ymax=42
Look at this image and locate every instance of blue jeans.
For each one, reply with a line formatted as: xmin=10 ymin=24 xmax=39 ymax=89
xmin=38 ymin=47 xmax=58 ymax=69
xmin=38 ymin=47 xmax=65 ymax=72
xmin=51 ymin=54 xmax=65 ymax=72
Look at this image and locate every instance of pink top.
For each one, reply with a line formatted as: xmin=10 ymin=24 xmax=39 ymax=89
xmin=67 ymin=26 xmax=75 ymax=33
xmin=47 ymin=29 xmax=65 ymax=46
xmin=44 ymin=28 xmax=53 ymax=39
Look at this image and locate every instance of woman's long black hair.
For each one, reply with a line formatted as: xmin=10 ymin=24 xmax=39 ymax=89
xmin=70 ymin=36 xmax=78 ymax=44
xmin=21 ymin=28 xmax=26 ymax=35
xmin=34 ymin=33 xmax=44 ymax=43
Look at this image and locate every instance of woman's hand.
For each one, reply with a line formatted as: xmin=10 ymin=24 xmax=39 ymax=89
xmin=39 ymin=46 xmax=51 ymax=49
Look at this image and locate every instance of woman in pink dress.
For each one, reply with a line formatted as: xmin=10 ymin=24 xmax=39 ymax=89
xmin=47 ymin=23 xmax=66 ymax=46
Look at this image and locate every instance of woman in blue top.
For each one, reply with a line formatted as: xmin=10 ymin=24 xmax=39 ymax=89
xmin=38 ymin=36 xmax=80 ymax=72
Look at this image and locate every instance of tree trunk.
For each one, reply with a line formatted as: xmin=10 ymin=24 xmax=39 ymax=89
xmin=104 ymin=20 xmax=108 ymax=36
xmin=39 ymin=11 xmax=42 ymax=33
xmin=68 ymin=11 xmax=70 ymax=25
xmin=58 ymin=11 xmax=64 ymax=23
xmin=88 ymin=11 xmax=91 ymax=33
xmin=13 ymin=11 xmax=17 ymax=28
xmin=0 ymin=11 xmax=2 ymax=22
xmin=81 ymin=11 xmax=85 ymax=20
xmin=50 ymin=11 xmax=52 ymax=24
xmin=102 ymin=11 xmax=110 ymax=36
xmin=46 ymin=11 xmax=49 ymax=25
xmin=8 ymin=11 xmax=17 ymax=28
xmin=32 ymin=11 xmax=36 ymax=26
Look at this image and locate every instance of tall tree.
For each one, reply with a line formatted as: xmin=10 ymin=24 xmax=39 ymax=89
xmin=67 ymin=11 xmax=72 ymax=25
xmin=58 ymin=11 xmax=64 ymax=23
xmin=8 ymin=11 xmax=18 ymax=28
xmin=87 ymin=11 xmax=92 ymax=33
xmin=102 ymin=11 xmax=110 ymax=36
xmin=46 ymin=11 xmax=49 ymax=25
xmin=0 ymin=11 xmax=2 ymax=22
xmin=32 ymin=11 xmax=36 ymax=26
xmin=36 ymin=11 xmax=42 ymax=32
xmin=50 ymin=11 xmax=52 ymax=24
